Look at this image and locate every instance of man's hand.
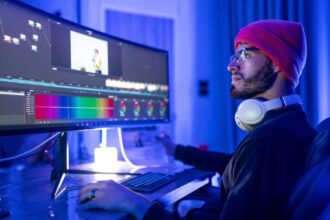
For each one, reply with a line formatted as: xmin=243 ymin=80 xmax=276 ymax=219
xmin=77 ymin=180 xmax=152 ymax=220
xmin=156 ymin=132 xmax=177 ymax=156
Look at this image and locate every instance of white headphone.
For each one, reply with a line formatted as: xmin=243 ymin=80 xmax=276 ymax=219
xmin=235 ymin=94 xmax=302 ymax=131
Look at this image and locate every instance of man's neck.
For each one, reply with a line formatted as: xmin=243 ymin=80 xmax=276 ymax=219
xmin=256 ymin=89 xmax=294 ymax=100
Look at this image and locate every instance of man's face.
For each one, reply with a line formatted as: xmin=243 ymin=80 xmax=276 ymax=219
xmin=228 ymin=44 xmax=278 ymax=99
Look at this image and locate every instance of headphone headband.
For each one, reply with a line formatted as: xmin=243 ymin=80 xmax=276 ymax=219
xmin=263 ymin=95 xmax=302 ymax=111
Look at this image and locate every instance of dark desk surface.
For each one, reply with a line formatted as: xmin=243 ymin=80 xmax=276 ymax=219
xmin=0 ymin=162 xmax=212 ymax=219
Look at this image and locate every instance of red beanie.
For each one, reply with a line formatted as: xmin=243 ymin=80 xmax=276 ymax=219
xmin=234 ymin=19 xmax=307 ymax=88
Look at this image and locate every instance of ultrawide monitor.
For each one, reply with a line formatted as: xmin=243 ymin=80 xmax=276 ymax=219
xmin=0 ymin=0 xmax=170 ymax=136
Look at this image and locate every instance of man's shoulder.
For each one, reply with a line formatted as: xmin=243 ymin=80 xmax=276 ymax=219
xmin=241 ymin=107 xmax=315 ymax=151
xmin=255 ymin=107 xmax=311 ymax=136
xmin=248 ymin=117 xmax=293 ymax=141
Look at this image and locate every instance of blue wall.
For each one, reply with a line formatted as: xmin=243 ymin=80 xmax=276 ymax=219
xmin=19 ymin=0 xmax=78 ymax=22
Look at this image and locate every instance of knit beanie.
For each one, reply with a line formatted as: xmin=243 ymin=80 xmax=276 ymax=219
xmin=234 ymin=19 xmax=307 ymax=88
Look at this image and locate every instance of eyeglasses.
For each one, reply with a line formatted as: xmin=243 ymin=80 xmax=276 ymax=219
xmin=230 ymin=47 xmax=259 ymax=64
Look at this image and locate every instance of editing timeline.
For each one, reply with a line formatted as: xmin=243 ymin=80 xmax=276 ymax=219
xmin=29 ymin=93 xmax=168 ymax=123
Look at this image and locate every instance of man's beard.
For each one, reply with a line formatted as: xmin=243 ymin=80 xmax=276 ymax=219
xmin=230 ymin=62 xmax=278 ymax=99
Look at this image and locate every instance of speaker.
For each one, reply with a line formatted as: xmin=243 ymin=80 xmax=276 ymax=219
xmin=235 ymin=94 xmax=302 ymax=131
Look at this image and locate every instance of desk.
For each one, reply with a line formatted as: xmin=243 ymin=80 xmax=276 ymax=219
xmin=0 ymin=163 xmax=213 ymax=219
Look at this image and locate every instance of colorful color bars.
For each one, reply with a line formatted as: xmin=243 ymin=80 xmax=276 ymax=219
xmin=35 ymin=94 xmax=114 ymax=120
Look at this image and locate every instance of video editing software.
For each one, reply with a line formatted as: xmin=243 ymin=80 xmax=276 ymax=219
xmin=0 ymin=1 xmax=169 ymax=133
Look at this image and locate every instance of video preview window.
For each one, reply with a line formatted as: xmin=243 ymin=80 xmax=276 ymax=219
xmin=70 ymin=31 xmax=109 ymax=76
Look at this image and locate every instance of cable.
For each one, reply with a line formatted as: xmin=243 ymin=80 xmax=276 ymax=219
xmin=0 ymin=132 xmax=61 ymax=163
xmin=0 ymin=135 xmax=60 ymax=165
xmin=43 ymin=135 xmax=59 ymax=167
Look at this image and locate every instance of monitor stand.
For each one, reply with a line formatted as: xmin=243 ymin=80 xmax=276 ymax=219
xmin=50 ymin=129 xmax=138 ymax=199
xmin=50 ymin=132 xmax=68 ymax=199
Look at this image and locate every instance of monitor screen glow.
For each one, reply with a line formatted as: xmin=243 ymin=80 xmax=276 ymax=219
xmin=0 ymin=0 xmax=170 ymax=135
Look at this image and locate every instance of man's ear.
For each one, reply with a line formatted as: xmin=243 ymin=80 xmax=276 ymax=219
xmin=272 ymin=63 xmax=281 ymax=74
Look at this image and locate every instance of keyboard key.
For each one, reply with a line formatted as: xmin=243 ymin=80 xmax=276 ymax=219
xmin=121 ymin=172 xmax=178 ymax=193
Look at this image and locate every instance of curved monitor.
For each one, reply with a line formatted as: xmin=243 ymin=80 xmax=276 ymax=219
xmin=0 ymin=0 xmax=169 ymax=135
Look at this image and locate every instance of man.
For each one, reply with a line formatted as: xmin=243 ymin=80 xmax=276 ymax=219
xmin=92 ymin=48 xmax=102 ymax=74
xmin=77 ymin=20 xmax=316 ymax=220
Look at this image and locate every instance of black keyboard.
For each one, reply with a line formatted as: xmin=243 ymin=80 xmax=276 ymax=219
xmin=121 ymin=172 xmax=178 ymax=193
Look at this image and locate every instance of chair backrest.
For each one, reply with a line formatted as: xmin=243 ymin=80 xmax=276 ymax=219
xmin=305 ymin=118 xmax=330 ymax=168
xmin=286 ymin=117 xmax=330 ymax=220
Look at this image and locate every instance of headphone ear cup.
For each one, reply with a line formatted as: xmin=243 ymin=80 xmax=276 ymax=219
xmin=235 ymin=111 xmax=254 ymax=131
xmin=235 ymin=99 xmax=266 ymax=131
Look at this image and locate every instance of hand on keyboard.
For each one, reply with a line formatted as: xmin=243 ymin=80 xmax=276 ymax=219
xmin=77 ymin=180 xmax=153 ymax=219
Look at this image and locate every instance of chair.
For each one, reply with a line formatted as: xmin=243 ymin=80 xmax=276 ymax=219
xmin=305 ymin=118 xmax=330 ymax=168
xmin=287 ymin=118 xmax=330 ymax=220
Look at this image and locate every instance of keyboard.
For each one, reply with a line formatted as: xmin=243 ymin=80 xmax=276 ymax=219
xmin=121 ymin=172 xmax=178 ymax=193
